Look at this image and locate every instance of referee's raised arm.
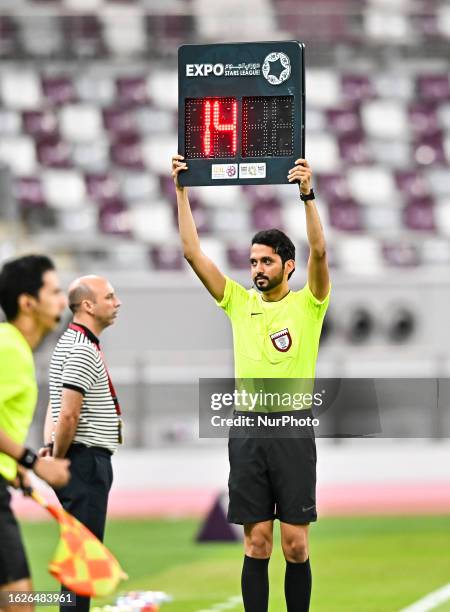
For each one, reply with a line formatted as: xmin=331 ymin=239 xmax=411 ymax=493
xmin=172 ymin=154 xmax=226 ymax=302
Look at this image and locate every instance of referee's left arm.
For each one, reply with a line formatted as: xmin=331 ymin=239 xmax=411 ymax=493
xmin=288 ymin=159 xmax=329 ymax=302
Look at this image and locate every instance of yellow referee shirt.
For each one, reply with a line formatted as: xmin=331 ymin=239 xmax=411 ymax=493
xmin=0 ymin=323 xmax=37 ymax=481
xmin=217 ymin=277 xmax=330 ymax=379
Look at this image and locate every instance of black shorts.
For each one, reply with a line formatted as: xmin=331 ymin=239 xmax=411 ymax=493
xmin=0 ymin=476 xmax=30 ymax=586
xmin=227 ymin=420 xmax=317 ymax=525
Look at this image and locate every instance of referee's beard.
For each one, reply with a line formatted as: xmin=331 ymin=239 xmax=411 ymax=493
xmin=253 ymin=268 xmax=285 ymax=292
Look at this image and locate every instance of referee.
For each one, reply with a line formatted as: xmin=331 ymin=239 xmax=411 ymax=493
xmin=172 ymin=155 xmax=330 ymax=612
xmin=0 ymin=255 xmax=69 ymax=609
xmin=43 ymin=275 xmax=122 ymax=612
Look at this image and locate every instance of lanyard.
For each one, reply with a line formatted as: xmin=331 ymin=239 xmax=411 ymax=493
xmin=68 ymin=323 xmax=122 ymax=417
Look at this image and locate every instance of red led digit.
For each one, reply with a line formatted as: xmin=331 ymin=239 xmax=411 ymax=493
xmin=212 ymin=99 xmax=237 ymax=155
xmin=203 ymin=100 xmax=212 ymax=156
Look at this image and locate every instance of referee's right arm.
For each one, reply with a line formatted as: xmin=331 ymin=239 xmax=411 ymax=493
xmin=172 ymin=154 xmax=226 ymax=301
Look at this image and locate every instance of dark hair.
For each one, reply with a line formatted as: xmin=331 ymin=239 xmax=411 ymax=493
xmin=0 ymin=255 xmax=55 ymax=321
xmin=251 ymin=229 xmax=296 ymax=279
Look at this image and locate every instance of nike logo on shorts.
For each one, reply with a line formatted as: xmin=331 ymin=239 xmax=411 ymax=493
xmin=302 ymin=504 xmax=316 ymax=512
xmin=251 ymin=312 xmax=263 ymax=316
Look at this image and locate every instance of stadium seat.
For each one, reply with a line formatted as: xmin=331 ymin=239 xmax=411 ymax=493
xmin=395 ymin=170 xmax=431 ymax=199
xmin=75 ymin=73 xmax=115 ymax=107
xmin=0 ymin=109 xmax=21 ymax=135
xmin=421 ymin=237 xmax=450 ymax=265
xmin=436 ymin=4 xmax=450 ymax=38
xmin=363 ymin=205 xmax=402 ymax=232
xmin=134 ymin=107 xmax=175 ymax=135
xmin=370 ymin=139 xmax=410 ymax=168
xmin=150 ymin=245 xmax=184 ymax=271
xmin=306 ymin=70 xmax=341 ymax=108
xmin=434 ymin=199 xmax=450 ymax=237
xmin=102 ymin=6 xmax=146 ymax=56
xmin=111 ymin=136 xmax=145 ymax=169
xmin=121 ymin=171 xmax=159 ymax=202
xmin=42 ymin=75 xmax=77 ymax=105
xmin=14 ymin=176 xmax=46 ymax=209
xmin=227 ymin=245 xmax=251 ymax=270
xmin=342 ymin=74 xmax=375 ymax=102
xmin=0 ymin=16 xmax=20 ymax=58
xmin=147 ymin=70 xmax=178 ymax=111
xmin=403 ymin=198 xmax=436 ymax=231
xmin=413 ymin=134 xmax=446 ymax=165
xmin=316 ymin=173 xmax=352 ymax=203
xmin=72 ymin=141 xmax=109 ymax=172
xmin=417 ymin=74 xmax=450 ymax=102
xmin=247 ymin=200 xmax=280 ymax=231
xmin=338 ymin=235 xmax=383 ymax=273
xmin=36 ymin=136 xmax=72 ymax=168
xmin=326 ymin=107 xmax=361 ymax=134
xmin=305 ymin=133 xmax=340 ymax=172
xmin=0 ymin=71 xmax=42 ymax=109
xmin=409 ymin=102 xmax=440 ymax=135
xmin=338 ymin=133 xmax=372 ymax=164
xmin=128 ymin=202 xmax=174 ymax=243
xmin=328 ymin=200 xmax=363 ymax=232
xmin=62 ymin=15 xmax=105 ymax=58
xmin=19 ymin=15 xmax=63 ymax=57
xmin=361 ymin=100 xmax=409 ymax=139
xmin=98 ymin=199 xmax=131 ymax=236
xmin=426 ymin=167 xmax=450 ymax=198
xmin=347 ymin=166 xmax=397 ymax=206
xmin=60 ymin=104 xmax=103 ymax=142
xmin=42 ymin=169 xmax=87 ymax=209
xmin=364 ymin=7 xmax=411 ymax=42
xmin=382 ymin=241 xmax=420 ymax=267
xmin=116 ymin=76 xmax=149 ymax=106
xmin=85 ymin=173 xmax=121 ymax=202
xmin=103 ymin=107 xmax=137 ymax=136
xmin=22 ymin=110 xmax=58 ymax=138
xmin=0 ymin=136 xmax=37 ymax=175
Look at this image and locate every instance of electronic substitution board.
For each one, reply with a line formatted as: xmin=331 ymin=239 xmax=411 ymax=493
xmin=178 ymin=41 xmax=305 ymax=186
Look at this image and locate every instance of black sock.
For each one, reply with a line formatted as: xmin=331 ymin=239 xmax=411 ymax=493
xmin=284 ymin=558 xmax=312 ymax=612
xmin=241 ymin=555 xmax=270 ymax=612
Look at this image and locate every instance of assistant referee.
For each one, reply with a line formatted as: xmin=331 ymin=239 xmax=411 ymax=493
xmin=172 ymin=155 xmax=330 ymax=612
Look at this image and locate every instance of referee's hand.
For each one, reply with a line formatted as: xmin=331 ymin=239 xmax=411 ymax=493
xmin=34 ymin=456 xmax=70 ymax=489
xmin=172 ymin=154 xmax=188 ymax=191
xmin=288 ymin=158 xmax=313 ymax=194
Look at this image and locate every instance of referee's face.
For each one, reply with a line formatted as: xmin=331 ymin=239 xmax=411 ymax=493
xmin=250 ymin=244 xmax=285 ymax=292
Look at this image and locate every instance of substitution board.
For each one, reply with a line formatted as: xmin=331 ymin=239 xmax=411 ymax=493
xmin=178 ymin=41 xmax=305 ymax=186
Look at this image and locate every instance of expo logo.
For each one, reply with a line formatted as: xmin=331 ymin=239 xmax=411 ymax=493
xmin=186 ymin=63 xmax=225 ymax=77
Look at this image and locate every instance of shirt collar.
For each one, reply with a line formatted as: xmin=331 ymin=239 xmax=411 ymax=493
xmin=70 ymin=322 xmax=100 ymax=346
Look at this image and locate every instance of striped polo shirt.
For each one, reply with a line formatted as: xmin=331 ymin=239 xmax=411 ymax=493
xmin=49 ymin=323 xmax=120 ymax=453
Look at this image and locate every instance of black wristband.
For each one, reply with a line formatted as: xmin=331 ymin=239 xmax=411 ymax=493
xmin=300 ymin=188 xmax=315 ymax=202
xmin=18 ymin=447 xmax=38 ymax=469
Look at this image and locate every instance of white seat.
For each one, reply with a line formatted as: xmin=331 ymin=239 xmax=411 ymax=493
xmin=42 ymin=170 xmax=87 ymax=209
xmin=347 ymin=166 xmax=398 ymax=206
xmin=0 ymin=109 xmax=21 ymax=135
xmin=436 ymin=4 xmax=450 ymax=37
xmin=75 ymin=74 xmax=115 ymax=107
xmin=337 ymin=235 xmax=384 ymax=274
xmin=0 ymin=71 xmax=41 ymax=110
xmin=64 ymin=0 xmax=103 ymax=9
xmin=121 ymin=172 xmax=159 ymax=201
xmin=194 ymin=0 xmax=275 ymax=40
xmin=305 ymin=133 xmax=339 ymax=173
xmin=72 ymin=141 xmax=109 ymax=172
xmin=361 ymin=100 xmax=408 ymax=139
xmin=147 ymin=71 xmax=178 ymax=111
xmin=60 ymin=105 xmax=103 ymax=142
xmin=364 ymin=7 xmax=411 ymax=41
xmin=102 ymin=7 xmax=146 ymax=56
xmin=142 ymin=135 xmax=178 ymax=175
xmin=425 ymin=168 xmax=450 ymax=198
xmin=434 ymin=198 xmax=450 ymax=237
xmin=129 ymin=201 xmax=174 ymax=244
xmin=195 ymin=185 xmax=247 ymax=208
xmin=306 ymin=70 xmax=341 ymax=109
xmin=362 ymin=205 xmax=402 ymax=232
xmin=0 ymin=136 xmax=37 ymax=175
xmin=370 ymin=139 xmax=410 ymax=168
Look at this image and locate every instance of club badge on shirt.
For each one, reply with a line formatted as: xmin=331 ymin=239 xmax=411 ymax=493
xmin=270 ymin=328 xmax=292 ymax=352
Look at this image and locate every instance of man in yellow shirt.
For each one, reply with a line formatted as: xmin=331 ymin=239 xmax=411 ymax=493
xmin=0 ymin=255 xmax=70 ymax=610
xmin=172 ymin=155 xmax=330 ymax=612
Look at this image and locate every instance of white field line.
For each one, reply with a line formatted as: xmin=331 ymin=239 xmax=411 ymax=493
xmin=399 ymin=583 xmax=450 ymax=612
xmin=196 ymin=594 xmax=242 ymax=612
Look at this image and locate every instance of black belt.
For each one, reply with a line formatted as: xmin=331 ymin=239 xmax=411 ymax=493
xmin=70 ymin=443 xmax=113 ymax=457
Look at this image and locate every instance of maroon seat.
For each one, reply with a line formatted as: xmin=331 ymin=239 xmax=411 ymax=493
xmin=0 ymin=16 xmax=20 ymax=58
xmin=150 ymin=246 xmax=184 ymax=271
xmin=395 ymin=170 xmax=430 ymax=199
xmin=14 ymin=177 xmax=46 ymax=209
xmin=110 ymin=136 xmax=144 ymax=170
xmin=116 ymin=76 xmax=148 ymax=107
xmin=326 ymin=106 xmax=361 ymax=134
xmin=251 ymin=201 xmax=283 ymax=231
xmin=409 ymin=102 xmax=440 ymax=135
xmin=36 ymin=137 xmax=72 ymax=168
xmin=338 ymin=132 xmax=371 ymax=164
xmin=316 ymin=173 xmax=352 ymax=202
xmin=85 ymin=173 xmax=121 ymax=202
xmin=227 ymin=246 xmax=251 ymax=270
xmin=403 ymin=198 xmax=436 ymax=231
xmin=417 ymin=74 xmax=450 ymax=102
xmin=413 ymin=134 xmax=446 ymax=165
xmin=42 ymin=76 xmax=76 ymax=105
xmin=98 ymin=199 xmax=130 ymax=236
xmin=22 ymin=110 xmax=58 ymax=138
xmin=62 ymin=15 xmax=105 ymax=58
xmin=410 ymin=12 xmax=440 ymax=39
xmin=329 ymin=200 xmax=363 ymax=232
xmin=382 ymin=242 xmax=420 ymax=267
xmin=103 ymin=107 xmax=137 ymax=137
xmin=342 ymin=74 xmax=375 ymax=102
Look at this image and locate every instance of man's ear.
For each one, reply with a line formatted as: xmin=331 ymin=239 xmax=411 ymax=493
xmin=17 ymin=293 xmax=36 ymax=315
xmin=285 ymin=260 xmax=295 ymax=278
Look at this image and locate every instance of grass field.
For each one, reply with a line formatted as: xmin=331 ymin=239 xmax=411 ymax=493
xmin=22 ymin=515 xmax=450 ymax=612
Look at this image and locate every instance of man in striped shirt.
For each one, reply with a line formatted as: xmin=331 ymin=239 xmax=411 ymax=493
xmin=44 ymin=275 xmax=122 ymax=612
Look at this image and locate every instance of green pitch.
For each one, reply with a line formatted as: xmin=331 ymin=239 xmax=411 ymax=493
xmin=22 ymin=515 xmax=450 ymax=611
